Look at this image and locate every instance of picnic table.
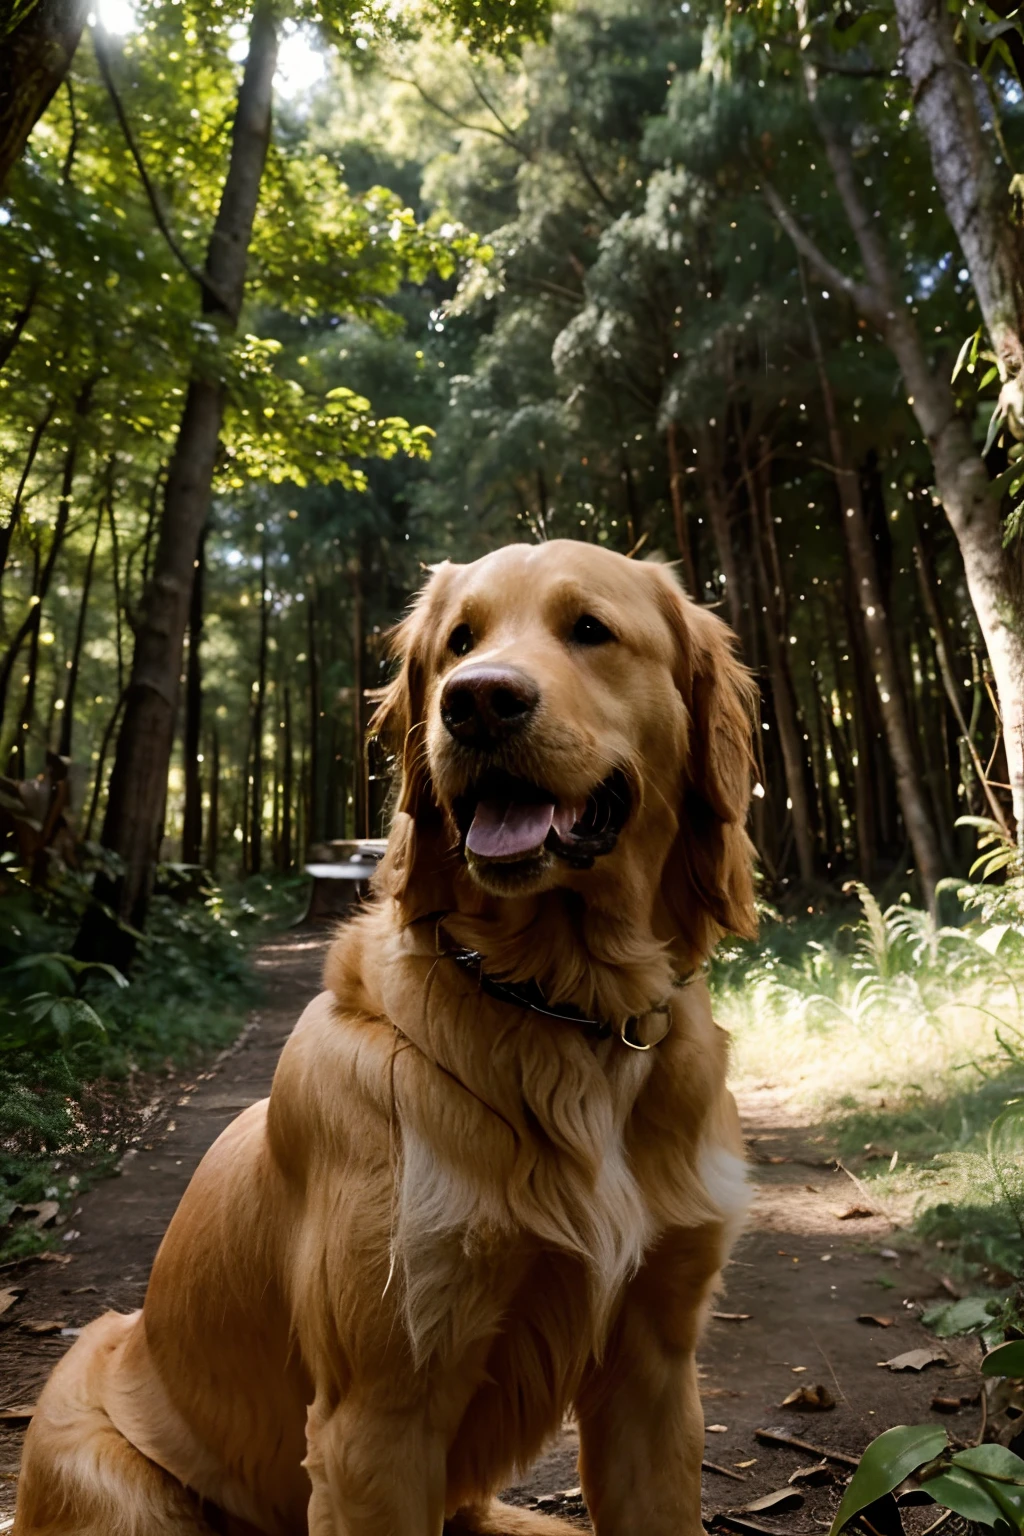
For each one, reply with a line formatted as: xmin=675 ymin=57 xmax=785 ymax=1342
xmin=301 ymin=839 xmax=388 ymax=923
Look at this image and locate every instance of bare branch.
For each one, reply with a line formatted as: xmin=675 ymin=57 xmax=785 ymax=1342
xmin=463 ymin=67 xmax=529 ymax=156
xmin=760 ymin=177 xmax=886 ymax=327
xmin=91 ymin=24 xmax=230 ymax=312
xmin=572 ymin=143 xmax=615 ymax=211
xmin=387 ymin=71 xmax=527 ymax=156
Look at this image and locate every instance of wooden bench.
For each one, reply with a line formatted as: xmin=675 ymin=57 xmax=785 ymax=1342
xmin=301 ymin=839 xmax=388 ymax=923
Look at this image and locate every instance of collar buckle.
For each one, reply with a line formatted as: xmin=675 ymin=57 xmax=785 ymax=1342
xmin=620 ymin=1002 xmax=672 ymax=1051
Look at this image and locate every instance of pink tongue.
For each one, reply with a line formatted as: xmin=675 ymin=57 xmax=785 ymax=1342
xmin=466 ymin=798 xmax=556 ymax=859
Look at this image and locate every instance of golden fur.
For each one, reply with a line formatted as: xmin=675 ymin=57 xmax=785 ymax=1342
xmin=14 ymin=540 xmax=756 ymax=1536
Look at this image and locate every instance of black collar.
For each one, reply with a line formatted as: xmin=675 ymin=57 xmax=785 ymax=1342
xmin=445 ymin=944 xmax=673 ymax=1051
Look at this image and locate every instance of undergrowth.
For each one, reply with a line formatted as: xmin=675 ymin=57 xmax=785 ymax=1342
xmin=712 ymin=822 xmax=1024 ymax=1319
xmin=0 ymin=856 xmax=307 ymax=1261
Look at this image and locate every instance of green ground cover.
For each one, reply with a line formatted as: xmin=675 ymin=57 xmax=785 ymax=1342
xmin=0 ymin=860 xmax=307 ymax=1262
xmin=714 ymin=828 xmax=1024 ymax=1337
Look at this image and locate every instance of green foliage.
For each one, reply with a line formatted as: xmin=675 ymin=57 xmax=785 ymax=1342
xmin=828 ymin=1425 xmax=948 ymax=1536
xmin=0 ymin=860 xmax=291 ymax=1261
xmin=831 ymin=1424 xmax=1024 ymax=1534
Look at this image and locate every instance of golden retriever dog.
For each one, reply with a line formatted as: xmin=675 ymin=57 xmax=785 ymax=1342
xmin=14 ymin=539 xmax=757 ymax=1536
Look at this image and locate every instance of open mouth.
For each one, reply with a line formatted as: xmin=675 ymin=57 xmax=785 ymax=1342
xmin=453 ymin=769 xmax=631 ymax=871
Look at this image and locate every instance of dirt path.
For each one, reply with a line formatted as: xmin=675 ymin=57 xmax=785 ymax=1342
xmin=0 ymin=935 xmax=983 ymax=1532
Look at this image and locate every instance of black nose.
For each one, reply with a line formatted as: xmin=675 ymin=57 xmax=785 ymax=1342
xmin=440 ymin=665 xmax=540 ymax=747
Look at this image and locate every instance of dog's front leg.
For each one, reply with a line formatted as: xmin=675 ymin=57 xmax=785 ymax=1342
xmin=304 ymin=1392 xmax=446 ymax=1536
xmin=575 ymin=1225 xmax=726 ymax=1536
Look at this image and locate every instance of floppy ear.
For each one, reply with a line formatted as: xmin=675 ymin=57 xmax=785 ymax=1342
xmin=650 ymin=567 xmax=758 ymax=952
xmin=369 ymin=565 xmax=459 ymax=919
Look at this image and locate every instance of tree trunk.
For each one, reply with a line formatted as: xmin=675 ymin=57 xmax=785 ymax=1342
xmin=804 ymin=296 xmax=945 ymax=908
xmin=352 ymin=564 xmax=367 ymax=841
xmin=250 ymin=535 xmax=269 ymax=874
xmin=741 ymin=434 xmax=816 ymax=883
xmin=58 ymin=492 xmax=104 ymax=757
xmin=206 ymin=724 xmax=220 ymax=875
xmin=181 ymin=524 xmax=206 ymax=863
xmin=306 ymin=587 xmax=319 ymax=854
xmin=911 ymin=509 xmax=1010 ymax=832
xmin=695 ymin=420 xmax=746 ymax=643
xmin=107 ymin=487 xmax=124 ymax=695
xmin=83 ymin=690 xmax=125 ymax=841
xmin=666 ymin=421 xmax=698 ymax=595
xmin=770 ymin=4 xmax=1024 ymax=844
xmin=0 ymin=377 xmax=92 ymax=737
xmin=0 ymin=0 xmax=88 ymax=192
xmin=894 ymin=0 xmax=1024 ymax=429
xmin=0 ymin=277 xmax=40 ymax=374
xmin=77 ymin=3 xmax=277 ymax=961
xmin=280 ymin=682 xmax=292 ymax=870
xmin=0 ymin=397 xmax=54 ymax=607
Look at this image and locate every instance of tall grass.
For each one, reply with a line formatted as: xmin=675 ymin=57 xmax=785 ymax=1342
xmin=711 ymin=824 xmax=1024 ymax=1292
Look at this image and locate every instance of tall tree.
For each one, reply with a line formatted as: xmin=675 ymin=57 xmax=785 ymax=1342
xmin=79 ymin=5 xmax=279 ymax=960
xmin=894 ymin=0 xmax=1024 ymax=431
xmin=181 ymin=525 xmax=206 ymax=865
xmin=0 ymin=0 xmax=88 ymax=191
xmin=763 ymin=3 xmax=1024 ymax=842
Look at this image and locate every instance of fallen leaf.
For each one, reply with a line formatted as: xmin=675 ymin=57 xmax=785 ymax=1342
xmin=833 ymin=1204 xmax=875 ymax=1220
xmin=706 ymin=1423 xmax=729 ymax=1433
xmin=805 ymin=1184 xmax=818 ymax=1193
xmin=0 ymin=1404 xmax=35 ymax=1422
xmin=857 ymin=1313 xmax=896 ymax=1327
xmin=20 ymin=1319 xmax=67 ymax=1335
xmin=930 ymin=1396 xmax=962 ymax=1414
xmin=712 ymin=1312 xmax=752 ymax=1322
xmin=880 ymin=1348 xmax=949 ymax=1372
xmin=736 ymin=1460 xmax=757 ymax=1469
xmin=733 ymin=1488 xmax=804 ymax=1515
xmin=939 ymin=1276 xmax=960 ymax=1298
xmin=20 ymin=1201 xmax=59 ymax=1231
xmin=779 ymin=1384 xmax=835 ymax=1412
xmin=0 ymin=1287 xmax=23 ymax=1319
xmin=766 ymin=1155 xmax=789 ymax=1165
xmin=36 ymin=1252 xmax=71 ymax=1266
xmin=788 ymin=1461 xmax=834 ymax=1487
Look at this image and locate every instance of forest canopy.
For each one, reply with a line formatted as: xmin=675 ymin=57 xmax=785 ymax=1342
xmin=1 ymin=0 xmax=1023 ymax=944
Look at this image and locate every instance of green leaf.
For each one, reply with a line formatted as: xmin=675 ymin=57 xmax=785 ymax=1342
xmin=920 ymin=1466 xmax=1009 ymax=1527
xmin=953 ymin=327 xmax=983 ymax=382
xmin=983 ymin=1340 xmax=1024 ymax=1378
xmin=985 ymin=404 xmax=1007 ymax=457
xmin=952 ymin=1445 xmax=1024 ymax=1485
xmin=922 ymin=1294 xmax=996 ymax=1337
xmin=829 ymin=1426 xmax=949 ymax=1535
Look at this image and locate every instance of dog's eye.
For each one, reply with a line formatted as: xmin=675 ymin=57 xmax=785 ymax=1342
xmin=448 ymin=623 xmax=475 ymax=657
xmin=571 ymin=614 xmax=616 ymax=647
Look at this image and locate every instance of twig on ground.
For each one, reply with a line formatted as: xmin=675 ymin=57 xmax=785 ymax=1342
xmin=702 ymin=1459 xmax=748 ymax=1483
xmin=835 ymin=1159 xmax=897 ymax=1229
xmin=753 ymin=1427 xmax=860 ymax=1468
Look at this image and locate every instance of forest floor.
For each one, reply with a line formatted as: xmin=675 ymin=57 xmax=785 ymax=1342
xmin=0 ymin=932 xmax=985 ymax=1533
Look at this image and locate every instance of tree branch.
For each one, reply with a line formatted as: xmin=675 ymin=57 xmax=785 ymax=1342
xmin=572 ymin=143 xmax=615 ymax=211
xmin=760 ymin=177 xmax=886 ymax=328
xmin=387 ymin=71 xmax=527 ymax=156
xmin=463 ymin=66 xmax=529 ymax=156
xmin=91 ymin=23 xmax=230 ymax=311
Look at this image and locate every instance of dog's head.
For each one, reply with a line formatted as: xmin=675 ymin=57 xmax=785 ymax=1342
xmin=372 ymin=540 xmax=756 ymax=973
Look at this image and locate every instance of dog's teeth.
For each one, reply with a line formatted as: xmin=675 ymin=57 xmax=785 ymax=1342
xmin=552 ymin=803 xmax=585 ymax=839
